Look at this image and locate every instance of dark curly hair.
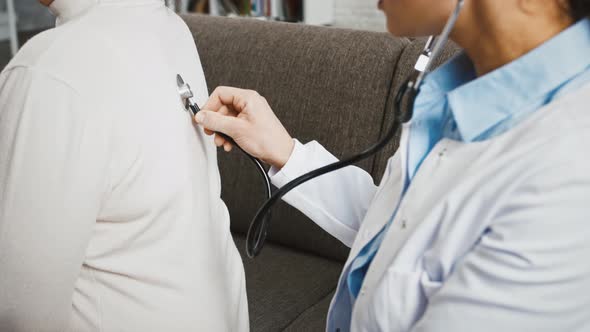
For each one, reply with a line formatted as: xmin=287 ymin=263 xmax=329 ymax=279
xmin=569 ymin=0 xmax=590 ymax=20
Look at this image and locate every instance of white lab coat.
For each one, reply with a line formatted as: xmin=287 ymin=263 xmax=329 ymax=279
xmin=0 ymin=1 xmax=248 ymax=331
xmin=270 ymin=83 xmax=590 ymax=332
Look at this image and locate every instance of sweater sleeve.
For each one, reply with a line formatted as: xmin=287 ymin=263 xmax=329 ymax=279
xmin=0 ymin=67 xmax=109 ymax=331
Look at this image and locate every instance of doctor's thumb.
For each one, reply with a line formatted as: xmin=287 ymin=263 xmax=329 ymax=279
xmin=195 ymin=110 xmax=241 ymax=138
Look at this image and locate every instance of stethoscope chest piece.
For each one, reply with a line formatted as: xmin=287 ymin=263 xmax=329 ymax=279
xmin=177 ymin=74 xmax=201 ymax=116
xmin=178 ymin=84 xmax=193 ymax=107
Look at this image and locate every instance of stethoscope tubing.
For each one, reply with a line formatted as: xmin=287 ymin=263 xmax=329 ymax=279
xmin=244 ymin=0 xmax=466 ymax=258
xmin=245 ymin=76 xmax=419 ymax=258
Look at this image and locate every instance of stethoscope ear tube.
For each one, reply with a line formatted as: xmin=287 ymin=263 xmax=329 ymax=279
xmin=244 ymin=152 xmax=273 ymax=258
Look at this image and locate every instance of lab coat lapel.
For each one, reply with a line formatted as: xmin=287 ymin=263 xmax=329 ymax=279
xmin=355 ymin=139 xmax=481 ymax=304
xmin=345 ymin=124 xmax=411 ymax=266
xmin=328 ymin=152 xmax=405 ymax=331
xmin=356 ymin=148 xmax=449 ymax=301
xmin=346 ymin=147 xmax=405 ymax=264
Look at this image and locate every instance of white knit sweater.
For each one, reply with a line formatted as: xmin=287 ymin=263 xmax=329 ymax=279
xmin=0 ymin=1 xmax=248 ymax=331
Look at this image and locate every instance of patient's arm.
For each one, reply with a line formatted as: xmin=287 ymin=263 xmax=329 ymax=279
xmin=0 ymin=67 xmax=108 ymax=331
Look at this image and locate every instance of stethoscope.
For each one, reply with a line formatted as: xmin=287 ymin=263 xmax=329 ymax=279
xmin=178 ymin=0 xmax=465 ymax=258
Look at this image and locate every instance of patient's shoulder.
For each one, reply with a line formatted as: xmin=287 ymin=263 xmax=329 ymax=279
xmin=4 ymin=24 xmax=122 ymax=95
xmin=3 ymin=29 xmax=61 ymax=73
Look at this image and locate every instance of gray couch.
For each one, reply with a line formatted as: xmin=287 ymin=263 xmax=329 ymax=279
xmin=182 ymin=14 xmax=459 ymax=332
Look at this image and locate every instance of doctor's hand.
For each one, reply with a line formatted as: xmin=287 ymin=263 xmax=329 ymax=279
xmin=194 ymin=86 xmax=295 ymax=169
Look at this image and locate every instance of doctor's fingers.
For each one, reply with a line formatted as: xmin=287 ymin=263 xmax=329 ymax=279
xmin=214 ymin=132 xmax=230 ymax=148
xmin=204 ymin=105 xmax=237 ymax=136
xmin=213 ymin=133 xmax=233 ymax=153
xmin=203 ymin=86 xmax=262 ymax=113
xmin=195 ymin=110 xmax=246 ymax=139
xmin=223 ymin=139 xmax=233 ymax=152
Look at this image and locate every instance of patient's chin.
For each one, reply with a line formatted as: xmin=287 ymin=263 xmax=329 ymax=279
xmin=39 ymin=0 xmax=55 ymax=6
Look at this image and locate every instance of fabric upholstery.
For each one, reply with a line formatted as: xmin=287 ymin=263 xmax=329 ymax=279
xmin=283 ymin=291 xmax=334 ymax=331
xmin=233 ymin=235 xmax=342 ymax=332
xmin=183 ymin=14 xmax=409 ymax=262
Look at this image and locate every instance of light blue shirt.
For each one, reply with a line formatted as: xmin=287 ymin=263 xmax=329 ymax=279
xmin=346 ymin=18 xmax=590 ymax=302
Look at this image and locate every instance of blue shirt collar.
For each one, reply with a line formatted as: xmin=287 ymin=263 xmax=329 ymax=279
xmin=421 ymin=18 xmax=590 ymax=142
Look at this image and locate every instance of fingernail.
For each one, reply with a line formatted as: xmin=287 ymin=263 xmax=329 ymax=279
xmin=195 ymin=112 xmax=204 ymax=123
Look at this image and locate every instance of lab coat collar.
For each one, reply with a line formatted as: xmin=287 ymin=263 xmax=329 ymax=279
xmin=424 ymin=18 xmax=590 ymax=142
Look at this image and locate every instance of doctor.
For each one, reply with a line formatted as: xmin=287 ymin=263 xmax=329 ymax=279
xmin=196 ymin=0 xmax=590 ymax=331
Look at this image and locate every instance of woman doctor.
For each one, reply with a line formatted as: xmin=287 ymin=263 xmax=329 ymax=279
xmin=196 ymin=0 xmax=590 ymax=331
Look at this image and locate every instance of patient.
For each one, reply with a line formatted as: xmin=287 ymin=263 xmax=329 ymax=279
xmin=0 ymin=1 xmax=248 ymax=331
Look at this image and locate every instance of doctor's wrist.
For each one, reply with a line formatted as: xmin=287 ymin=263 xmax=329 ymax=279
xmin=267 ymin=137 xmax=295 ymax=170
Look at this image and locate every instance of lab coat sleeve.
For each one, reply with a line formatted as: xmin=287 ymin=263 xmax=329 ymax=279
xmin=0 ymin=67 xmax=109 ymax=331
xmin=269 ymin=140 xmax=378 ymax=247
xmin=411 ymin=159 xmax=590 ymax=332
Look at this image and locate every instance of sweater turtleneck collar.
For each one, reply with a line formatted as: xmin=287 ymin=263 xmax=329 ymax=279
xmin=49 ymin=0 xmax=165 ymax=25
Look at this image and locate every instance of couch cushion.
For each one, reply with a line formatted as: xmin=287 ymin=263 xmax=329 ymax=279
xmin=372 ymin=38 xmax=461 ymax=182
xmin=233 ymin=234 xmax=341 ymax=331
xmin=183 ymin=14 xmax=408 ymax=262
xmin=283 ymin=291 xmax=334 ymax=332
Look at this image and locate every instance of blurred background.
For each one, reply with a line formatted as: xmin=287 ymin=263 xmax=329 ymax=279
xmin=0 ymin=0 xmax=386 ymax=70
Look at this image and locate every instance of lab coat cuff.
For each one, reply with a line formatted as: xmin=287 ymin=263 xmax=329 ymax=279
xmin=268 ymin=139 xmax=306 ymax=188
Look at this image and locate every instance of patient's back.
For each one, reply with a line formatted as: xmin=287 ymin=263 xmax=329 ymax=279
xmin=0 ymin=1 xmax=248 ymax=331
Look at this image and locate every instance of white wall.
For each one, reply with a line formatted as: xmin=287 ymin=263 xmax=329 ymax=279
xmin=333 ymin=0 xmax=386 ymax=32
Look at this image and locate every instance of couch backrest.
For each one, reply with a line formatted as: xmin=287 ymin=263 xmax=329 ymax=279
xmin=182 ymin=14 xmax=459 ymax=262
